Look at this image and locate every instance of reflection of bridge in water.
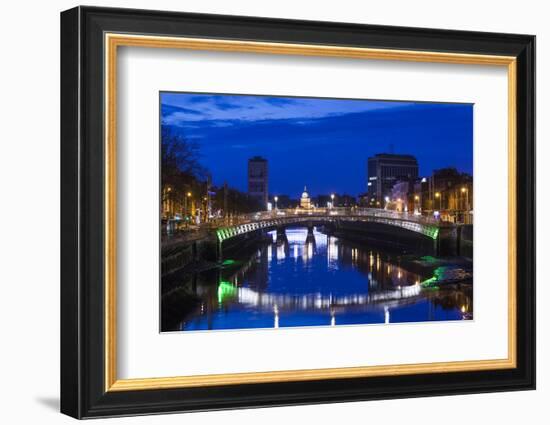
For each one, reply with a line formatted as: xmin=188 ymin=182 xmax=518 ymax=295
xmin=166 ymin=225 xmax=473 ymax=331
xmin=218 ymin=280 xmax=423 ymax=310
xmin=216 ymin=228 xmax=426 ymax=313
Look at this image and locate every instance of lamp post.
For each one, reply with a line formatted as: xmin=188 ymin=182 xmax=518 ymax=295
xmin=435 ymin=192 xmax=441 ymax=211
xmin=414 ymin=195 xmax=420 ymax=214
xmin=330 ymin=193 xmax=335 ymax=209
xmin=274 ymin=196 xmax=278 ymax=210
xmin=461 ymin=187 xmax=469 ymax=210
xmin=184 ymin=192 xmax=192 ymax=226
xmin=461 ymin=186 xmax=469 ymax=224
xmin=166 ymin=186 xmax=172 ymax=218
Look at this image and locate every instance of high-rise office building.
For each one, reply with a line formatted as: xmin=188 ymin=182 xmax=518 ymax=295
xmin=367 ymin=154 xmax=418 ymax=205
xmin=248 ymin=156 xmax=269 ymax=208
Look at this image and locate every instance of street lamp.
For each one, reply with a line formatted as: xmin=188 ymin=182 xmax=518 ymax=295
xmin=184 ymin=192 xmax=192 ymax=224
xmin=330 ymin=193 xmax=335 ymax=209
xmin=397 ymin=198 xmax=403 ymax=212
xmin=274 ymin=196 xmax=278 ymax=210
xmin=461 ymin=187 xmax=468 ymax=198
xmin=461 ymin=187 xmax=469 ymax=220
xmin=165 ymin=186 xmax=172 ymax=218
xmin=435 ymin=192 xmax=441 ymax=211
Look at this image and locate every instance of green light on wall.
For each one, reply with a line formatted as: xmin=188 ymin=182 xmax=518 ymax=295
xmin=425 ymin=226 xmax=438 ymax=240
xmin=420 ymin=255 xmax=438 ymax=263
xmin=421 ymin=266 xmax=448 ymax=289
xmin=217 ymin=281 xmax=237 ymax=304
xmin=420 ymin=276 xmax=437 ymax=287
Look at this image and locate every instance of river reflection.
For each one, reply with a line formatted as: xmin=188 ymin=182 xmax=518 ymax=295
xmin=162 ymin=228 xmax=472 ymax=332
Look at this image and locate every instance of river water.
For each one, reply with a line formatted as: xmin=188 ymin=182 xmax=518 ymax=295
xmin=162 ymin=227 xmax=472 ymax=332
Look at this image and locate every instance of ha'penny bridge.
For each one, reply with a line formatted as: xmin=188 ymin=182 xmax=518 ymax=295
xmin=214 ymin=207 xmax=464 ymax=259
xmin=161 ymin=207 xmax=470 ymax=276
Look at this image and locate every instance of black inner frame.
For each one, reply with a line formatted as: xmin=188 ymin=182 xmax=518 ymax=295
xmin=60 ymin=6 xmax=535 ymax=419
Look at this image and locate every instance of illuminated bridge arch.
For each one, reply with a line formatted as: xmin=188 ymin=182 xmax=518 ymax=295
xmin=216 ymin=211 xmax=440 ymax=245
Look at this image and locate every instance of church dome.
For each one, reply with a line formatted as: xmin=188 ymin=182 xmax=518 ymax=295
xmin=300 ymin=186 xmax=312 ymax=209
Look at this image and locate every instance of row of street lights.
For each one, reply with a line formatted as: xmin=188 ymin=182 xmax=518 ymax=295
xmin=383 ymin=187 xmax=469 ymax=214
xmin=433 ymin=187 xmax=469 ymax=211
xmin=165 ymin=187 xmax=193 ymax=219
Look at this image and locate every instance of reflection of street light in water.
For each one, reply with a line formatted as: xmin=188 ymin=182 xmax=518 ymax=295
xmin=274 ymin=305 xmax=279 ymax=328
xmin=307 ymin=242 xmax=313 ymax=259
xmin=330 ymin=308 xmax=336 ymax=327
xmin=277 ymin=244 xmax=286 ymax=260
xmin=327 ymin=236 xmax=338 ymax=264
xmin=384 ymin=306 xmax=390 ymax=324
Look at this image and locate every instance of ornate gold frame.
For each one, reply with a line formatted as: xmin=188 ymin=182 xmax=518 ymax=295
xmin=104 ymin=33 xmax=517 ymax=392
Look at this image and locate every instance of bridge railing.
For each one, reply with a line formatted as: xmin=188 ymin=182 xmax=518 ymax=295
xmin=163 ymin=208 xmax=446 ymax=240
xmin=232 ymin=207 xmax=442 ymax=226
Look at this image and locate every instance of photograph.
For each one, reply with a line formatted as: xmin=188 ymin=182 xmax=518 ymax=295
xmin=160 ymin=92 xmax=474 ymax=332
xmin=56 ymin=4 xmax=536 ymax=419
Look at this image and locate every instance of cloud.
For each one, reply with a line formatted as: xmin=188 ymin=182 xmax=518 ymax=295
xmin=160 ymin=93 xmax=414 ymax=127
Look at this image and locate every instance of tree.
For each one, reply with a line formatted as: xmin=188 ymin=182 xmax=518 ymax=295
xmin=211 ymin=185 xmax=263 ymax=215
xmin=161 ymin=127 xmax=206 ymax=216
xmin=160 ymin=126 xmax=264 ymax=220
xmin=162 ymin=127 xmax=205 ymax=179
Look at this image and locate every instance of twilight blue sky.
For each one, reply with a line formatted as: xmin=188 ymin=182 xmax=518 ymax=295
xmin=160 ymin=92 xmax=473 ymax=197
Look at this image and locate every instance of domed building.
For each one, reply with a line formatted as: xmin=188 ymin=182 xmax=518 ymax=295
xmin=300 ymin=186 xmax=312 ymax=209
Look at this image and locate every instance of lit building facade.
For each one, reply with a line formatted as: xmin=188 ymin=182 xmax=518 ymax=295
xmin=367 ymin=154 xmax=419 ymax=206
xmin=427 ymin=168 xmax=473 ymax=223
xmin=248 ymin=156 xmax=269 ymax=209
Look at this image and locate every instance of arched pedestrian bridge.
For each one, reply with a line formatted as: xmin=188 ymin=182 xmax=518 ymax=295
xmin=216 ymin=208 xmax=444 ymax=245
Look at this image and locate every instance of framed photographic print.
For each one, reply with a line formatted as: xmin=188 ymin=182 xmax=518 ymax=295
xmin=60 ymin=6 xmax=535 ymax=419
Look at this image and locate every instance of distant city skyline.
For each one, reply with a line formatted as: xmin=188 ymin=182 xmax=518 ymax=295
xmin=161 ymin=92 xmax=473 ymax=197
